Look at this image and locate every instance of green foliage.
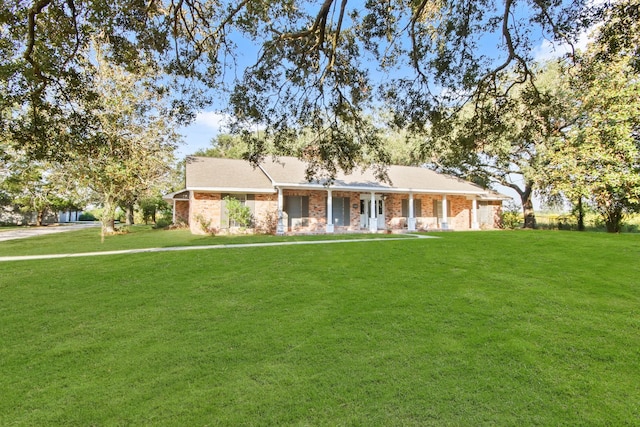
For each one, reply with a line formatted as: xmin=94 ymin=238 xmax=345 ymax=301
xmin=223 ymin=196 xmax=252 ymax=229
xmin=500 ymin=203 xmax=522 ymax=229
xmin=194 ymin=213 xmax=217 ymax=235
xmin=61 ymin=39 xmax=179 ymax=235
xmin=542 ymin=35 xmax=640 ymax=232
xmin=1 ymin=232 xmax=638 ymax=424
xmin=2 ymin=0 xmax=597 ymax=177
xmin=138 ymin=196 xmax=170 ymax=225
xmin=192 ymin=134 xmax=249 ymax=159
xmin=0 ymin=151 xmax=83 ymax=225
xmin=78 ymin=212 xmax=97 ymax=221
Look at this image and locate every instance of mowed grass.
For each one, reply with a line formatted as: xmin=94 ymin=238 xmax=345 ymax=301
xmin=0 ymin=225 xmax=400 ymax=257
xmin=0 ymin=230 xmax=638 ymax=425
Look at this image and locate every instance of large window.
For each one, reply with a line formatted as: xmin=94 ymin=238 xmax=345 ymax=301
xmin=329 ymin=197 xmax=351 ymax=226
xmin=478 ymin=201 xmax=493 ymax=226
xmin=433 ymin=199 xmax=452 ymax=219
xmin=401 ymin=199 xmax=422 ymax=217
xmin=220 ymin=194 xmax=255 ymax=228
xmin=285 ymin=196 xmax=309 ymax=228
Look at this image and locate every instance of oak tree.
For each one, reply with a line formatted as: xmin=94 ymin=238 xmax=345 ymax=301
xmin=2 ymin=0 xmax=596 ymax=176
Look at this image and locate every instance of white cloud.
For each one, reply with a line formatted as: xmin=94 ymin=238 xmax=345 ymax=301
xmin=533 ymin=25 xmax=598 ymax=63
xmin=195 ymin=111 xmax=230 ymax=132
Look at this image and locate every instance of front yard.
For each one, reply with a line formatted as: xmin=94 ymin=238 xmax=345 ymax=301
xmin=0 ymin=230 xmax=638 ymax=425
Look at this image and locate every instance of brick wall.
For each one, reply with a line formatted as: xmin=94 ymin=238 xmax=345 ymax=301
xmin=383 ymin=194 xmax=475 ymax=231
xmin=190 ymin=192 xmax=280 ymax=235
xmin=449 ymin=196 xmax=471 ymax=230
xmin=189 ymin=189 xmax=502 ymax=234
xmin=174 ymin=200 xmax=189 ymax=224
xmin=490 ymin=201 xmax=503 ymax=230
xmin=254 ymin=194 xmax=278 ymax=234
xmin=190 ymin=192 xmax=222 ymax=235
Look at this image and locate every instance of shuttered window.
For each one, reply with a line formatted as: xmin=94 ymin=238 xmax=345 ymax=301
xmin=433 ymin=199 xmax=452 ymax=219
xmin=401 ymin=199 xmax=422 ymax=217
xmin=285 ymin=196 xmax=309 ymax=228
xmin=328 ymin=197 xmax=351 ymax=226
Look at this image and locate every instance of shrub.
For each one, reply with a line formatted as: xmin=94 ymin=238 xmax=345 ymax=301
xmin=223 ymin=196 xmax=252 ymax=229
xmin=78 ymin=212 xmax=97 ymax=221
xmin=255 ymin=209 xmax=279 ymax=234
xmin=195 ymin=213 xmax=217 ymax=235
xmin=500 ymin=203 xmax=522 ymax=229
xmin=153 ymin=218 xmax=173 ymax=229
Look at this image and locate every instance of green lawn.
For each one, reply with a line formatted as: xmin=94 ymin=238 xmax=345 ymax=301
xmin=1 ymin=230 xmax=638 ymax=425
xmin=0 ymin=225 xmax=402 ymax=257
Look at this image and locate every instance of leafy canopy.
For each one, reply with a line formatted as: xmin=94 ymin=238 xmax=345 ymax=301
xmin=1 ymin=0 xmax=597 ymax=176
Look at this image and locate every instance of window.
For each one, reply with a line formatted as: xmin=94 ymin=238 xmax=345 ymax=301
xmin=328 ymin=197 xmax=351 ymax=226
xmin=285 ymin=196 xmax=309 ymax=228
xmin=401 ymin=199 xmax=422 ymax=217
xmin=478 ymin=201 xmax=493 ymax=226
xmin=220 ymin=194 xmax=255 ymax=228
xmin=433 ymin=199 xmax=452 ymax=219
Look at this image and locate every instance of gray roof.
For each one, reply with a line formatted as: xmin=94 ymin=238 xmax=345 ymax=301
xmin=260 ymin=157 xmax=489 ymax=195
xmin=183 ymin=156 xmax=508 ymax=198
xmin=186 ymin=156 xmax=275 ymax=193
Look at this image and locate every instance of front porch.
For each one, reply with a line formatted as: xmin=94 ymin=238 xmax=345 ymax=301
xmin=275 ymin=189 xmax=496 ymax=235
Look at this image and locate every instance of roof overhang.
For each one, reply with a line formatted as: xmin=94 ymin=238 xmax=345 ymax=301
xmin=162 ymin=190 xmax=190 ymax=202
xmin=271 ymin=182 xmax=487 ymax=196
xmin=187 ymin=187 xmax=277 ymax=194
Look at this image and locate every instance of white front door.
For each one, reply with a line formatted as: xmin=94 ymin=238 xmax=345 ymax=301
xmin=360 ymin=195 xmax=385 ymax=230
xmin=360 ymin=198 xmax=368 ymax=228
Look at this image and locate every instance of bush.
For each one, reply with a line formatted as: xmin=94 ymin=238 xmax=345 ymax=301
xmin=195 ymin=213 xmax=217 ymax=235
xmin=153 ymin=218 xmax=173 ymax=229
xmin=78 ymin=212 xmax=97 ymax=221
xmin=223 ymin=196 xmax=252 ymax=228
xmin=500 ymin=203 xmax=522 ymax=229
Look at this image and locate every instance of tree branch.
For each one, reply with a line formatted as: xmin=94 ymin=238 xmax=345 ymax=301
xmin=25 ymin=0 xmax=52 ymax=84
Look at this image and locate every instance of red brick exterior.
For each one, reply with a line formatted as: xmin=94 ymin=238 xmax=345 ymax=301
xmin=184 ymin=190 xmax=503 ymax=234
xmin=174 ymin=200 xmax=189 ymax=224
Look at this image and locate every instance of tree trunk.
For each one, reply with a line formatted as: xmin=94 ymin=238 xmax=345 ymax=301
xmin=101 ymin=196 xmax=117 ymax=235
xmin=576 ymin=197 xmax=585 ymax=231
xmin=125 ymin=204 xmax=135 ymax=226
xmin=605 ymin=208 xmax=623 ymax=233
xmin=520 ymin=183 xmax=537 ymax=229
xmin=36 ymin=210 xmax=45 ymax=226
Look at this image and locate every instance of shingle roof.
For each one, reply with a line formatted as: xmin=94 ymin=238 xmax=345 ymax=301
xmin=185 ymin=156 xmax=275 ymax=193
xmin=259 ymin=157 xmax=488 ymax=195
xmin=184 ymin=155 xmax=508 ymax=198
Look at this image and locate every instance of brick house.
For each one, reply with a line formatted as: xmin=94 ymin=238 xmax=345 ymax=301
xmin=164 ymin=156 xmax=508 ymax=235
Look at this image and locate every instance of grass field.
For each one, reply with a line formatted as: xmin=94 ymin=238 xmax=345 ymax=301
xmin=1 ymin=229 xmax=638 ymax=425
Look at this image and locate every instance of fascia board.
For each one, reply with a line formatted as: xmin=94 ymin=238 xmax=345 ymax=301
xmin=187 ymin=187 xmax=277 ymax=194
xmin=272 ymin=182 xmax=487 ymax=196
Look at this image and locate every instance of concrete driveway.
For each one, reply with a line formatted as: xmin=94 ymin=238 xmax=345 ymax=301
xmin=0 ymin=222 xmax=100 ymax=242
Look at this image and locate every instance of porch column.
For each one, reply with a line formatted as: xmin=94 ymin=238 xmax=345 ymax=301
xmin=369 ymin=192 xmax=378 ymax=232
xmin=441 ymin=195 xmax=449 ymax=230
xmin=172 ymin=199 xmax=177 ymax=224
xmin=472 ymin=198 xmax=479 ymax=230
xmin=276 ymin=187 xmax=285 ymax=235
xmin=408 ymin=192 xmax=416 ymax=231
xmin=326 ymin=190 xmax=334 ymax=233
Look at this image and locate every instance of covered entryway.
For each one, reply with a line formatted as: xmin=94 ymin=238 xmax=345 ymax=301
xmin=360 ymin=194 xmax=385 ymax=231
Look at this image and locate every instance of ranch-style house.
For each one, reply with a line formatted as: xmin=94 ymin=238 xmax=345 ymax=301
xmin=165 ymin=156 xmax=508 ymax=235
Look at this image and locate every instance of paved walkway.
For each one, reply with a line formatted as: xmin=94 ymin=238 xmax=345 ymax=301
xmin=0 ymin=222 xmax=100 ymax=242
xmin=0 ymin=234 xmax=437 ymax=262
